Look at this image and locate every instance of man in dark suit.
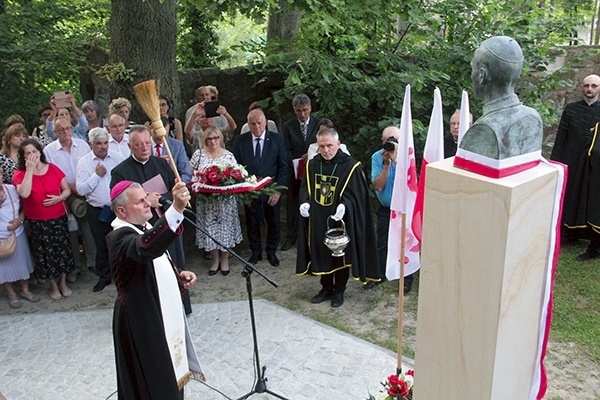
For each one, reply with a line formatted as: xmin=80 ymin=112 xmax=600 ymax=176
xmin=234 ymin=109 xmax=288 ymax=266
xmin=281 ymin=94 xmax=320 ymax=251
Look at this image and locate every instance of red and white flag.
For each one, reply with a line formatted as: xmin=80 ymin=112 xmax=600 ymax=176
xmin=457 ymin=90 xmax=470 ymax=145
xmin=412 ymin=87 xmax=444 ymax=243
xmin=386 ymin=84 xmax=420 ymax=281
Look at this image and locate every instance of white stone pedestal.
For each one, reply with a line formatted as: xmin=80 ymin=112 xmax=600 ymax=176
xmin=413 ymin=158 xmax=559 ymax=400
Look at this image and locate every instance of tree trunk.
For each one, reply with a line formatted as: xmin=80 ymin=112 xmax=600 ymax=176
xmin=110 ymin=0 xmax=180 ymax=121
xmin=266 ymin=0 xmax=302 ymax=43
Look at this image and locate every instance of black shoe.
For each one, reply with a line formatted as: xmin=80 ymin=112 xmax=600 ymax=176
xmin=208 ymin=267 xmax=219 ymax=276
xmin=403 ymin=282 xmax=413 ymax=295
xmin=281 ymin=239 xmax=296 ymax=251
xmin=363 ymin=281 xmax=376 ymax=290
xmin=248 ymin=253 xmax=262 ymax=264
xmin=311 ymin=289 xmax=333 ymax=304
xmin=267 ymin=254 xmax=280 ymax=267
xmin=331 ymin=292 xmax=344 ymax=308
xmin=221 ymin=269 xmax=230 ymax=276
xmin=576 ymin=250 xmax=600 ymax=262
xmin=93 ymin=280 xmax=110 ymax=292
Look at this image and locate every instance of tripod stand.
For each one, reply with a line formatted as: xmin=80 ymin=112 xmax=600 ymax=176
xmin=177 ymin=205 xmax=289 ymax=400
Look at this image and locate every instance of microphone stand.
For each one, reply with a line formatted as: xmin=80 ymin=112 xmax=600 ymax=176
xmin=167 ymin=199 xmax=289 ymax=400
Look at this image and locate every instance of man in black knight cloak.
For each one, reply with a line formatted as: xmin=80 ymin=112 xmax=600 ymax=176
xmin=296 ymin=127 xmax=379 ymax=308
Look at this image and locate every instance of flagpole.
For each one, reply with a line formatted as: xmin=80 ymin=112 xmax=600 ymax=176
xmin=397 ymin=212 xmax=407 ymax=375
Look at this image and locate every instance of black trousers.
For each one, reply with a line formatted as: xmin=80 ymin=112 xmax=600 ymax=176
xmin=285 ymin=174 xmax=301 ymax=241
xmin=86 ymin=204 xmax=113 ymax=283
xmin=320 ymin=267 xmax=350 ymax=293
xmin=244 ymin=194 xmax=280 ymax=256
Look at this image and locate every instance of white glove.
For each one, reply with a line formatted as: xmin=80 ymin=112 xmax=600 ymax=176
xmin=299 ymin=202 xmax=310 ymax=218
xmin=331 ymin=204 xmax=345 ymax=221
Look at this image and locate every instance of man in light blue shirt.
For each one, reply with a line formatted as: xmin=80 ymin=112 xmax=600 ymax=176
xmin=368 ymin=126 xmax=414 ymax=293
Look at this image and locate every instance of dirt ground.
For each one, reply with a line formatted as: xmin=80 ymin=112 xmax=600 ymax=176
xmin=1 ymin=218 xmax=598 ymax=399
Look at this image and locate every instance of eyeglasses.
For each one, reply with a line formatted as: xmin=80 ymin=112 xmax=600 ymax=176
xmin=55 ymin=127 xmax=72 ymax=134
xmin=159 ymin=103 xmax=168 ymax=108
xmin=583 ymin=84 xmax=599 ymax=89
xmin=205 ymin=137 xmax=220 ymax=142
xmin=132 ymin=142 xmax=152 ymax=149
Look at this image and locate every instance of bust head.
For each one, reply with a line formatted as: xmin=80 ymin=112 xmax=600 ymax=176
xmin=471 ymin=36 xmax=523 ymax=103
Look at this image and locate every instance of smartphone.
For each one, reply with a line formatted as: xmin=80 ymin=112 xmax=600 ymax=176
xmin=54 ymin=91 xmax=71 ymax=108
xmin=204 ymin=101 xmax=220 ymax=118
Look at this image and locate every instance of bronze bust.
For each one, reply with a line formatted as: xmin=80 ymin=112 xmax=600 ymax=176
xmin=459 ymin=36 xmax=543 ymax=160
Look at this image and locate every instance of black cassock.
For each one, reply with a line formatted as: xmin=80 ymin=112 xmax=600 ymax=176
xmin=110 ymin=155 xmax=191 ymax=315
xmin=107 ymin=216 xmax=202 ymax=400
xmin=296 ymin=151 xmax=379 ymax=282
xmin=551 ymin=99 xmax=600 ymax=229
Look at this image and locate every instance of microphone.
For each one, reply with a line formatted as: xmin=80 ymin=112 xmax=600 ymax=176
xmin=158 ymin=196 xmax=172 ymax=207
xmin=159 ymin=195 xmax=195 ymax=217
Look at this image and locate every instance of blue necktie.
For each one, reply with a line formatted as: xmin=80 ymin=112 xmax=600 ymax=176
xmin=254 ymin=138 xmax=262 ymax=164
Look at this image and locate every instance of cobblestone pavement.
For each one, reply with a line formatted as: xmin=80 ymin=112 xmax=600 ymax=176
xmin=0 ymin=300 xmax=412 ymax=400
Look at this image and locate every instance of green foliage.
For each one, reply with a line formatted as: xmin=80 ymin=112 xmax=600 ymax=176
xmin=237 ymin=0 xmax=590 ymax=171
xmin=177 ymin=1 xmax=222 ymax=68
xmin=0 ymin=0 xmax=110 ymax=128
xmin=96 ymin=62 xmax=136 ymax=84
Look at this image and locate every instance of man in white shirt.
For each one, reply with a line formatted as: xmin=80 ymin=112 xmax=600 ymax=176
xmin=44 ymin=116 xmax=96 ymax=283
xmin=76 ymin=127 xmax=125 ymax=292
xmin=107 ymin=113 xmax=131 ymax=158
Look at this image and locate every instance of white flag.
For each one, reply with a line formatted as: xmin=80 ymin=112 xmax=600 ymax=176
xmin=457 ymin=90 xmax=470 ymax=145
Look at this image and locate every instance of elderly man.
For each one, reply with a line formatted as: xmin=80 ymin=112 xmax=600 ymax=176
xmin=365 ymin=126 xmax=414 ymax=293
xmin=44 ymin=116 xmax=96 ymax=283
xmin=551 ymin=74 xmax=600 ymax=258
xmin=281 ymin=94 xmax=321 ymax=251
xmin=458 ymin=36 xmax=543 ymax=160
xmin=107 ymin=112 xmax=130 ymax=158
xmin=110 ymin=125 xmax=191 ymax=314
xmin=107 ymin=180 xmax=202 ymax=399
xmin=297 ymin=127 xmax=379 ymax=308
xmin=184 ymin=85 xmax=237 ymax=141
xmin=444 ymin=109 xmax=474 ymax=158
xmin=46 ymin=92 xmax=88 ymax=140
xmin=233 ymin=109 xmax=288 ymax=266
xmin=76 ymin=127 xmax=124 ymax=292
xmin=183 ymin=104 xmax=214 ymax=154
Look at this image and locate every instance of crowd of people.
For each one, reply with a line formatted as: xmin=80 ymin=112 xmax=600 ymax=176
xmin=2 ymin=76 xmax=591 ymax=314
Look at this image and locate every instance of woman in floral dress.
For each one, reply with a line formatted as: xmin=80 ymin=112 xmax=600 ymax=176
xmin=190 ymin=126 xmax=242 ymax=275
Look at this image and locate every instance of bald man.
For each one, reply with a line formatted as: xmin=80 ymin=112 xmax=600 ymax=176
xmin=551 ymin=74 xmax=600 ymax=258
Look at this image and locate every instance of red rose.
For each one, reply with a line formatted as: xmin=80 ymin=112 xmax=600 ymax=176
xmin=223 ymin=167 xmax=231 ymax=177
xmin=388 ymin=380 xmax=409 ymax=397
xmin=231 ymin=169 xmax=243 ymax=180
xmin=387 ymin=375 xmax=409 ymax=397
xmin=208 ymin=171 xmax=219 ymax=184
xmin=406 ymin=370 xmax=414 ymax=377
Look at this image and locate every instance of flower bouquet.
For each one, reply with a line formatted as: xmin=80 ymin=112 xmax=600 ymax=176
xmin=367 ymin=370 xmax=414 ymax=400
xmin=189 ymin=163 xmax=284 ymax=203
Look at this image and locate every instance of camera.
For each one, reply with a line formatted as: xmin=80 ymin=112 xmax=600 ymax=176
xmin=383 ymin=137 xmax=398 ymax=152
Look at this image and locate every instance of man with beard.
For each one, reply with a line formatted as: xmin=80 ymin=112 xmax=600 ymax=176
xmin=551 ymin=74 xmax=600 ymax=258
xmin=296 ymin=127 xmax=379 ymax=308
